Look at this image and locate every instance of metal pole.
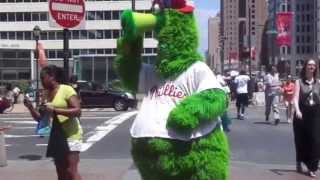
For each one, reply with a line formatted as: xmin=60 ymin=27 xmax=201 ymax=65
xmin=35 ymin=39 xmax=39 ymax=107
xmin=248 ymin=7 xmax=252 ymax=77
xmin=132 ymin=0 xmax=135 ymax=11
xmin=63 ymin=29 xmax=69 ymax=82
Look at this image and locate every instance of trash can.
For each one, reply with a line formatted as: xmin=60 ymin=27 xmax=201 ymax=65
xmin=0 ymin=126 xmax=10 ymax=167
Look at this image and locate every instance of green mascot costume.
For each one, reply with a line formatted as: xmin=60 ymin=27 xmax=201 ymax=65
xmin=115 ymin=0 xmax=230 ymax=179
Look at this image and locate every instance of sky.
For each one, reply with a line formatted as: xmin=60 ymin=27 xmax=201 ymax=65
xmin=194 ymin=1 xmax=220 ymax=56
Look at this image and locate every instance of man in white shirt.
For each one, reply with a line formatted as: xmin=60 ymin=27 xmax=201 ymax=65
xmin=234 ymin=70 xmax=250 ymax=120
xmin=264 ymin=65 xmax=282 ymax=125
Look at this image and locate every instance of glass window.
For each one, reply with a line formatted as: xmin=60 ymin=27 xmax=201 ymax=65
xmin=40 ymin=31 xmax=47 ymax=40
xmin=1 ymin=32 xmax=7 ymax=39
xmin=80 ymin=30 xmax=87 ymax=39
xmin=80 ymin=49 xmax=88 ymax=54
xmin=40 ymin=12 xmax=47 ymax=21
xmin=97 ymin=49 xmax=104 ymax=54
xmin=88 ymin=30 xmax=95 ymax=39
xmin=113 ymin=30 xmax=119 ymax=39
xmin=24 ymin=31 xmax=31 ymax=40
xmin=0 ymin=13 xmax=7 ymax=21
xmin=105 ymin=49 xmax=112 ymax=54
xmin=17 ymin=51 xmax=30 ymax=58
xmin=24 ymin=13 xmax=31 ymax=21
xmin=57 ymin=50 xmax=63 ymax=59
xmin=57 ymin=31 xmax=63 ymax=39
xmin=0 ymin=0 xmax=7 ymax=2
xmin=104 ymin=11 xmax=111 ymax=20
xmin=48 ymin=50 xmax=56 ymax=58
xmin=96 ymin=11 xmax=103 ymax=20
xmin=32 ymin=12 xmax=40 ymax=21
xmin=48 ymin=31 xmax=55 ymax=40
xmin=87 ymin=11 xmax=95 ymax=20
xmin=96 ymin=30 xmax=103 ymax=39
xmin=17 ymin=31 xmax=23 ymax=40
xmin=72 ymin=30 xmax=79 ymax=39
xmin=104 ymin=30 xmax=111 ymax=39
xmin=18 ymin=72 xmax=30 ymax=80
xmin=16 ymin=0 xmax=23 ymax=2
xmin=112 ymin=11 xmax=119 ymax=20
xmin=8 ymin=12 xmax=15 ymax=21
xmin=16 ymin=13 xmax=23 ymax=21
xmin=8 ymin=32 xmax=15 ymax=40
xmin=89 ymin=49 xmax=96 ymax=54
xmin=73 ymin=49 xmax=79 ymax=56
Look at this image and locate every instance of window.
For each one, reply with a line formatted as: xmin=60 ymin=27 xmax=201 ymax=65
xmin=24 ymin=13 xmax=31 ymax=21
xmin=8 ymin=12 xmax=15 ymax=21
xmin=80 ymin=30 xmax=86 ymax=39
xmin=71 ymin=30 xmax=79 ymax=39
xmin=24 ymin=32 xmax=31 ymax=40
xmin=104 ymin=30 xmax=111 ymax=39
xmin=40 ymin=12 xmax=47 ymax=21
xmin=113 ymin=30 xmax=119 ymax=39
xmin=16 ymin=13 xmax=23 ymax=21
xmin=32 ymin=12 xmax=40 ymax=21
xmin=1 ymin=32 xmax=7 ymax=39
xmin=0 ymin=13 xmax=7 ymax=21
xmin=104 ymin=11 xmax=111 ymax=20
xmin=88 ymin=30 xmax=95 ymax=39
xmin=8 ymin=32 xmax=15 ymax=40
xmin=17 ymin=31 xmax=23 ymax=40
xmin=112 ymin=11 xmax=119 ymax=20
xmin=96 ymin=30 xmax=103 ymax=39
xmin=48 ymin=31 xmax=56 ymax=40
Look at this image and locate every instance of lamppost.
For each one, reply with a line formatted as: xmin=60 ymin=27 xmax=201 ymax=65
xmin=33 ymin=25 xmax=41 ymax=107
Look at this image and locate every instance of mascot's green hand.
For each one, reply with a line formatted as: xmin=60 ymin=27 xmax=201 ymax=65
xmin=167 ymin=89 xmax=227 ymax=132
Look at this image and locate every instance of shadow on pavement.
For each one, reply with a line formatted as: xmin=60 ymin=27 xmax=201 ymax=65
xmin=18 ymin=154 xmax=43 ymax=161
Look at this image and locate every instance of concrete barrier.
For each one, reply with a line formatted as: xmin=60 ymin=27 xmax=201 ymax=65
xmin=0 ymin=127 xmax=10 ymax=167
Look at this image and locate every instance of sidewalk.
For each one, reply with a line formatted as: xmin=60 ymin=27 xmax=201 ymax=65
xmin=0 ymin=159 xmax=312 ymax=180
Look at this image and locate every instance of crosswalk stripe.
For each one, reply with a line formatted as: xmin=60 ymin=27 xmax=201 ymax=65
xmin=0 ymin=116 xmax=112 ymax=121
xmin=81 ymin=111 xmax=137 ymax=152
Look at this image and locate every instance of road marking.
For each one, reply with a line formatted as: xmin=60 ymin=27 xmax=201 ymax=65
xmin=81 ymin=111 xmax=137 ymax=152
xmin=0 ymin=116 xmax=112 ymax=121
xmin=3 ymin=120 xmax=37 ymax=124
xmin=5 ymin=134 xmax=40 ymax=138
xmin=36 ymin=144 xmax=48 ymax=147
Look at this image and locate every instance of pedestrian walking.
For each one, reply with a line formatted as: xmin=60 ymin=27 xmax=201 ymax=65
xmin=24 ymin=65 xmax=83 ymax=180
xmin=234 ymin=70 xmax=250 ymax=120
xmin=217 ymin=73 xmax=231 ymax=132
xmin=282 ymin=75 xmax=295 ymax=123
xmin=264 ymin=65 xmax=282 ymax=125
xmin=293 ymin=59 xmax=320 ymax=177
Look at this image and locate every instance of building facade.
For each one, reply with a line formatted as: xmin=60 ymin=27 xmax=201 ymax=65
xmin=221 ymin=0 xmax=267 ymax=74
xmin=0 ymin=0 xmax=157 ymax=85
xmin=208 ymin=15 xmax=221 ymax=73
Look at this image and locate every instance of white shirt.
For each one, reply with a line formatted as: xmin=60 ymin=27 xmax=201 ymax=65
xmin=265 ymin=73 xmax=281 ymax=95
xmin=234 ymin=75 xmax=250 ymax=94
xmin=131 ymin=61 xmax=223 ymax=141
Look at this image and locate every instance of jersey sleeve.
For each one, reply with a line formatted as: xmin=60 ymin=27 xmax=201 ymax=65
xmin=195 ymin=62 xmax=222 ymax=93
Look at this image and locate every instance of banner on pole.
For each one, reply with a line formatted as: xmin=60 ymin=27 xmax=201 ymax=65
xmin=38 ymin=42 xmax=48 ymax=68
xmin=276 ymin=12 xmax=293 ymax=46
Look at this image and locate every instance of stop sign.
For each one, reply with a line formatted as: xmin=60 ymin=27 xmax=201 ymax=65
xmin=49 ymin=0 xmax=85 ymax=29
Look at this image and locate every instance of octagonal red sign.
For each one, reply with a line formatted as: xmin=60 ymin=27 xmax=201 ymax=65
xmin=49 ymin=0 xmax=85 ymax=29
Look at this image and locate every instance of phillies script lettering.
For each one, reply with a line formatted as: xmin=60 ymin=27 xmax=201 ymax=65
xmin=150 ymin=84 xmax=185 ymax=98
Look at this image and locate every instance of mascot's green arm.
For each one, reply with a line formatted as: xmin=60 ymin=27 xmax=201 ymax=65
xmin=167 ymin=89 xmax=227 ymax=132
xmin=114 ymin=10 xmax=144 ymax=93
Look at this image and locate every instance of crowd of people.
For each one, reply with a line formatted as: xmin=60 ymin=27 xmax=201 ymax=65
xmin=219 ymin=59 xmax=320 ymax=177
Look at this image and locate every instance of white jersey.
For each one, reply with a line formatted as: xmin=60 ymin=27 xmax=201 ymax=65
xmin=234 ymin=75 xmax=250 ymax=94
xmin=131 ymin=61 xmax=223 ymax=141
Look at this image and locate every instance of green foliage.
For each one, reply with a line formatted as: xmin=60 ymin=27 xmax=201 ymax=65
xmin=167 ymin=89 xmax=227 ymax=132
xmin=155 ymin=10 xmax=203 ymax=79
xmin=131 ymin=129 xmax=230 ymax=180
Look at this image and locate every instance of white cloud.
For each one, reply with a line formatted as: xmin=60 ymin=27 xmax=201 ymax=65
xmin=195 ymin=9 xmax=218 ymax=56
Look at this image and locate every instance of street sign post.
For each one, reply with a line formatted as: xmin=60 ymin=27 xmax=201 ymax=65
xmin=49 ymin=0 xmax=85 ymax=80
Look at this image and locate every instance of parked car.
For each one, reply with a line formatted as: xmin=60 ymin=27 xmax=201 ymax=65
xmin=77 ymin=80 xmax=137 ymax=111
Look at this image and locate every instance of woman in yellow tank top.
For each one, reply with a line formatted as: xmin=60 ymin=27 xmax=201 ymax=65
xmin=24 ymin=65 xmax=82 ymax=180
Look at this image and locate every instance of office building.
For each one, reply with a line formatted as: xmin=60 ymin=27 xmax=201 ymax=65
xmin=208 ymin=15 xmax=221 ymax=72
xmin=0 ymin=0 xmax=157 ymax=85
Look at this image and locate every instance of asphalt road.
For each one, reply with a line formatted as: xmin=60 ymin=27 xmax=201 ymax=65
xmin=1 ymin=103 xmax=296 ymax=166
